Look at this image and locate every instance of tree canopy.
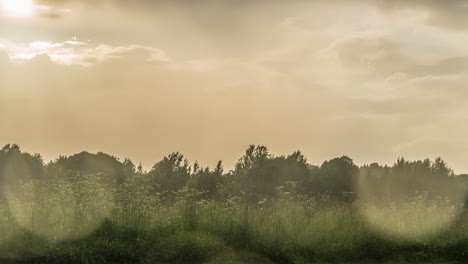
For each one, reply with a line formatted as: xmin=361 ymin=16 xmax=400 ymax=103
xmin=0 ymin=144 xmax=466 ymax=204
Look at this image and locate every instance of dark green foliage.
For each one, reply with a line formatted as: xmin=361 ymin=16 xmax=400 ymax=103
xmin=231 ymin=145 xmax=312 ymax=202
xmin=318 ymin=156 xmax=359 ymax=200
xmin=148 ymin=152 xmax=191 ymax=192
xmin=190 ymin=161 xmax=224 ymax=199
xmin=48 ymin=151 xmax=135 ymax=184
xmin=0 ymin=143 xmax=467 ymax=263
xmin=3 ymin=143 xmax=463 ymax=204
xmin=0 ymin=144 xmax=45 ymax=184
xmin=360 ymin=157 xmax=462 ymax=202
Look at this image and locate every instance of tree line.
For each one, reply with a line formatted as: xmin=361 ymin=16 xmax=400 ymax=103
xmin=0 ymin=144 xmax=467 ymax=204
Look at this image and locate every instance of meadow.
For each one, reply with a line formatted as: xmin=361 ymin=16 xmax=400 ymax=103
xmin=0 ymin=175 xmax=466 ymax=264
xmin=0 ymin=144 xmax=467 ymax=263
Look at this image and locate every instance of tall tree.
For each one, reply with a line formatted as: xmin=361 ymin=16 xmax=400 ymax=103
xmin=319 ymin=156 xmax=358 ymax=200
xmin=49 ymin=151 xmax=135 ymax=184
xmin=148 ymin=152 xmax=191 ymax=192
xmin=0 ymin=144 xmax=44 ymax=185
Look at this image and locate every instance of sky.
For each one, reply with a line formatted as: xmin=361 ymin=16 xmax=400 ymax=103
xmin=1 ymin=0 xmax=468 ymax=173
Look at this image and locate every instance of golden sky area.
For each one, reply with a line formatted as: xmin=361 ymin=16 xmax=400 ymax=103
xmin=1 ymin=0 xmax=468 ymax=172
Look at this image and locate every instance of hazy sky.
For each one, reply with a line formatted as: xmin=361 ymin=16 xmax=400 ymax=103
xmin=1 ymin=0 xmax=468 ymax=172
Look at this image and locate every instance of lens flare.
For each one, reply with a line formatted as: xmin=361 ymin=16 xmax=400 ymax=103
xmin=4 ymin=174 xmax=114 ymax=242
xmin=355 ymin=171 xmax=466 ymax=239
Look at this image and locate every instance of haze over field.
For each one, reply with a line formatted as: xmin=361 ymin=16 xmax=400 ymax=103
xmin=2 ymin=0 xmax=468 ymax=172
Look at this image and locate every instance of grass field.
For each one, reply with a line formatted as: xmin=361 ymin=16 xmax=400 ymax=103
xmin=0 ymin=175 xmax=466 ymax=264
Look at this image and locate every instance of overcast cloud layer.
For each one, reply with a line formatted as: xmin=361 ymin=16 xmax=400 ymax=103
xmin=1 ymin=0 xmax=468 ymax=172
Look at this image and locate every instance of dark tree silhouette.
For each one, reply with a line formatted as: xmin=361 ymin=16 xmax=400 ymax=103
xmin=49 ymin=151 xmax=135 ymax=184
xmin=148 ymin=152 xmax=191 ymax=192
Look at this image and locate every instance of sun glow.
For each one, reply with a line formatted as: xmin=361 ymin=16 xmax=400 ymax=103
xmin=2 ymin=0 xmax=33 ymax=17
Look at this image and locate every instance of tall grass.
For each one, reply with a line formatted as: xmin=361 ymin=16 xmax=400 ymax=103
xmin=0 ymin=175 xmax=466 ymax=263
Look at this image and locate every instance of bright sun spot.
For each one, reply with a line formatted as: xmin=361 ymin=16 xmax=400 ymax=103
xmin=2 ymin=0 xmax=33 ymax=17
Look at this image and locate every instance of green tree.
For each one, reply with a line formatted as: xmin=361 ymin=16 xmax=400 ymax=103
xmin=49 ymin=151 xmax=135 ymax=184
xmin=319 ymin=156 xmax=358 ymax=200
xmin=232 ymin=145 xmax=313 ymax=201
xmin=0 ymin=144 xmax=45 ymax=185
xmin=148 ymin=152 xmax=191 ymax=192
xmin=190 ymin=161 xmax=224 ymax=198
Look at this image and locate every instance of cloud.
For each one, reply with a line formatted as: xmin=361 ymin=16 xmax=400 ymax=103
xmin=335 ymin=36 xmax=410 ymax=77
xmin=368 ymin=0 xmax=468 ymax=31
xmin=405 ymin=72 xmax=468 ymax=104
xmin=35 ymin=5 xmax=72 ymax=19
xmin=335 ymin=35 xmax=468 ymax=81
xmin=21 ymin=0 xmax=468 ymax=35
xmin=0 ymin=38 xmax=169 ymax=66
xmin=34 ymin=0 xmax=468 ymax=32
